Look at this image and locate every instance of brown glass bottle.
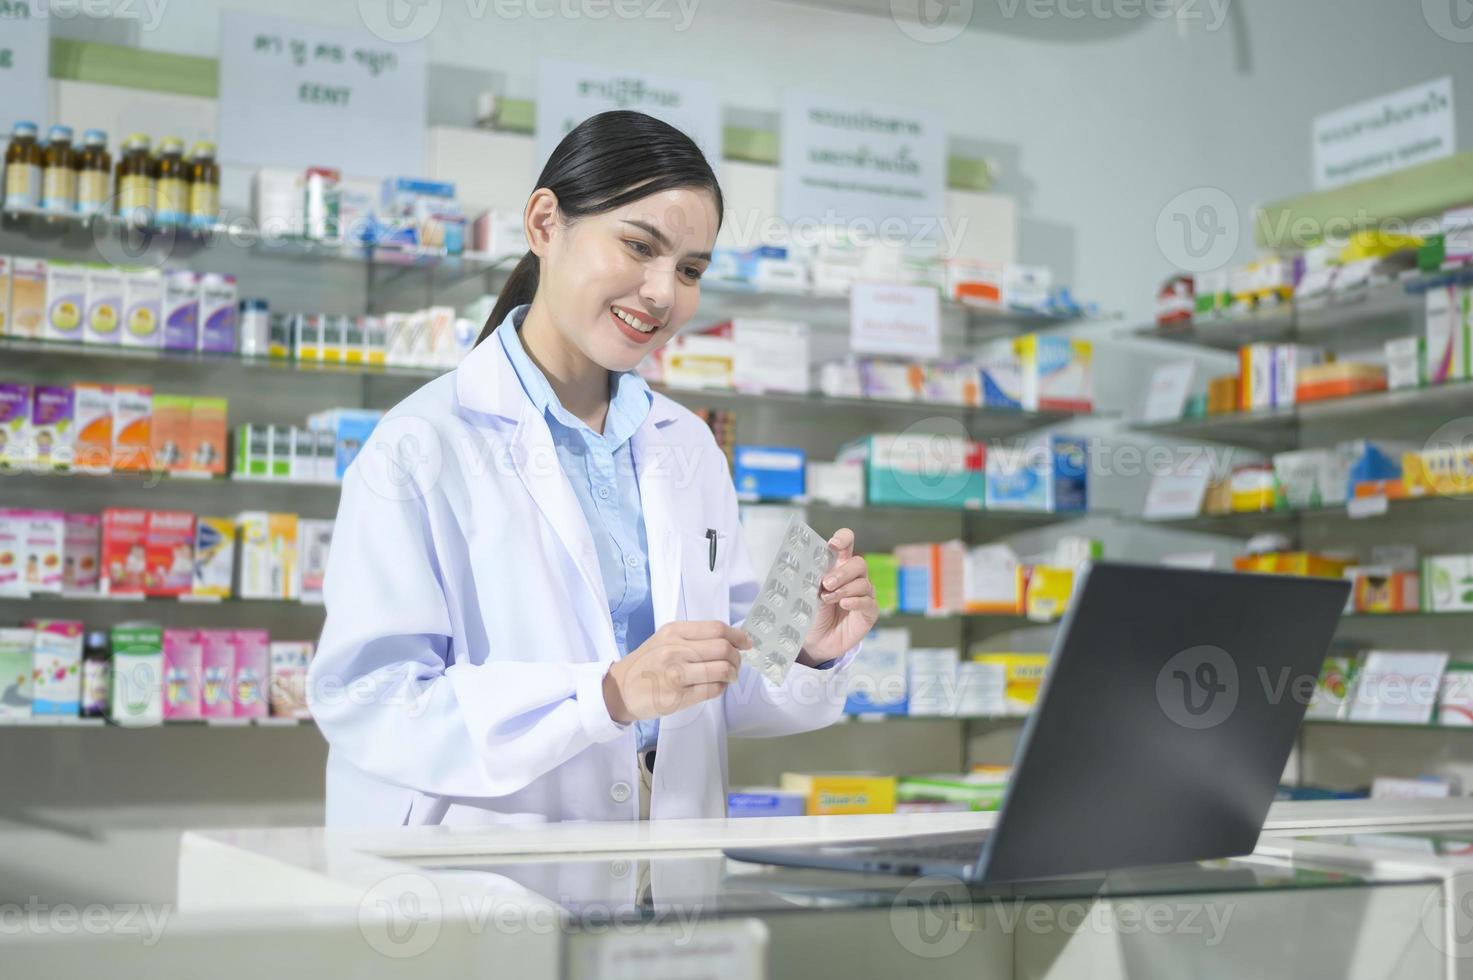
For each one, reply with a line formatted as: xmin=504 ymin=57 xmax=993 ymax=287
xmin=4 ymin=121 xmax=43 ymax=210
xmin=114 ymin=133 xmax=154 ymax=220
xmin=155 ymin=136 xmax=186 ymax=225
xmin=42 ymin=125 xmax=78 ymax=212
xmin=75 ymin=130 xmax=111 ymax=217
xmin=187 ymin=142 xmax=220 ymax=229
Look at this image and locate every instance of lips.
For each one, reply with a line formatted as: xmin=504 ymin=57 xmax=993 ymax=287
xmin=609 ymin=306 xmax=662 ymax=345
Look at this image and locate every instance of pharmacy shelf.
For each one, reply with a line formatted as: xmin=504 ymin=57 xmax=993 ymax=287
xmin=0 ymin=204 xmax=510 ymax=294
xmin=1134 ymin=376 xmax=1473 ymax=450
xmin=1133 ymin=275 xmax=1426 ymax=351
xmin=0 ymin=592 xmax=320 ymax=608
xmin=1145 ymin=490 xmax=1473 ymax=535
xmin=0 ymin=716 xmax=314 ymax=728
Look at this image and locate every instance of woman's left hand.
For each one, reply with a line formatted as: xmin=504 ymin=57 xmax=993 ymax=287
xmin=799 ymin=528 xmax=879 ymax=666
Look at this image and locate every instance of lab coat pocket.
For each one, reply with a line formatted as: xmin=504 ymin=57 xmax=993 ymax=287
xmin=680 ymin=530 xmax=730 ymax=623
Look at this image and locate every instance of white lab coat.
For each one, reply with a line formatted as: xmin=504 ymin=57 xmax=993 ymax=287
xmin=309 ymin=331 xmax=861 ymax=827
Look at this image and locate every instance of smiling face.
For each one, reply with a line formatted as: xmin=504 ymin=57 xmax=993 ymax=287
xmin=527 ymin=186 xmax=719 ymax=375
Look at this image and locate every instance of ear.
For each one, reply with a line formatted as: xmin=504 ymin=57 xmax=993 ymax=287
xmin=524 ymin=188 xmax=560 ymax=258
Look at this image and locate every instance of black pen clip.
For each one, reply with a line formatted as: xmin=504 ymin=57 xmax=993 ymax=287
xmin=706 ymin=528 xmax=718 ymax=571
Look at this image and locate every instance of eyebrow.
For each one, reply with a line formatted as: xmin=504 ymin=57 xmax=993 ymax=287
xmin=620 ymin=219 xmax=712 ymax=262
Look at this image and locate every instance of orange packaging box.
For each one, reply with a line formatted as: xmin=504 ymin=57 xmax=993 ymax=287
xmin=187 ymin=397 xmax=228 ymax=476
xmin=74 ymin=383 xmax=113 ymax=474
xmin=1354 ymin=568 xmax=1420 ymax=613
xmin=111 ymin=385 xmax=153 ymax=472
xmin=1274 ymin=552 xmax=1354 ymax=578
xmin=150 ymin=395 xmax=192 ymax=475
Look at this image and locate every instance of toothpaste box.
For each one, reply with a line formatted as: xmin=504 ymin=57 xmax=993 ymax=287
xmin=109 ymin=623 xmax=163 ymax=727
xmin=149 ymin=395 xmax=191 ymax=474
xmin=9 ymin=257 xmax=46 ymax=339
xmin=101 ymin=507 xmax=149 ymax=595
xmin=199 ymin=629 xmax=235 ymax=719
xmin=73 ymin=382 xmax=113 ymax=473
xmin=144 ymin=510 xmax=195 ymax=597
xmin=162 ymin=628 xmax=203 ymax=720
xmin=63 ymin=513 xmax=100 ymax=593
xmin=0 ymin=511 xmax=24 ymax=597
xmin=1016 ymin=334 xmax=1092 ymax=412
xmin=162 ymin=269 xmax=199 ymax=351
xmin=232 ymin=628 xmax=270 ymax=719
xmin=121 ymin=267 xmax=163 ymax=348
xmin=269 ymin=641 xmax=313 ymax=719
xmin=22 ymin=510 xmax=65 ymax=594
xmin=111 ymin=384 xmax=153 ymax=472
xmin=0 ymin=628 xmax=36 ymax=718
xmin=30 ymin=385 xmax=74 ymax=472
xmin=191 ymin=396 xmax=228 ymax=476
xmin=45 ymin=262 xmax=87 ymax=342
xmin=83 ymin=265 xmax=124 ymax=345
xmin=29 ymin=620 xmax=83 ymax=716
xmin=1426 ymin=285 xmax=1468 ymax=385
xmin=199 ymin=272 xmax=238 ymax=353
xmin=191 ymin=517 xmax=235 ymax=598
xmin=0 ymin=382 xmax=29 ymax=470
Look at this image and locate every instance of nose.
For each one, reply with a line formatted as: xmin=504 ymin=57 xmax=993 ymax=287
xmin=640 ymin=262 xmax=675 ymax=318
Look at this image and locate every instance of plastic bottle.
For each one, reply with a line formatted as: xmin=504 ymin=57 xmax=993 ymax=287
xmin=4 ymin=121 xmax=43 ymax=210
xmin=81 ymin=630 xmax=111 ymax=718
xmin=188 ymin=141 xmax=220 ymax=229
xmin=42 ymin=125 xmax=78 ymax=213
xmin=114 ymin=133 xmax=154 ymax=221
xmin=154 ymin=136 xmax=187 ymax=225
xmin=75 ymin=129 xmax=111 ymax=217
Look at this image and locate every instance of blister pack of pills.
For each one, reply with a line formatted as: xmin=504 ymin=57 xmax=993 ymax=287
xmin=741 ymin=515 xmax=838 ymax=686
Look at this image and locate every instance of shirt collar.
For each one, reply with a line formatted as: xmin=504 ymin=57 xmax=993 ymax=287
xmin=497 ymin=304 xmax=653 ymax=446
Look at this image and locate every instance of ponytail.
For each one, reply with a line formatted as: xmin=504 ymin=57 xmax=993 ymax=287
xmin=472 ymin=110 xmax=723 ymax=348
xmin=478 ymin=250 xmax=539 ymax=344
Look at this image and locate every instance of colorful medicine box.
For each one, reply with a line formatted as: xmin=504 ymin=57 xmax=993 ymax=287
xmin=779 ymin=773 xmax=898 ymax=816
xmin=732 ymin=445 xmax=806 ymax=501
xmin=1016 ymin=334 xmax=1092 ymax=412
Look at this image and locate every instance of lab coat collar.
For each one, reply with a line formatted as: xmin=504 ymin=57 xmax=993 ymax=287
xmin=454 ymin=317 xmax=686 ymax=638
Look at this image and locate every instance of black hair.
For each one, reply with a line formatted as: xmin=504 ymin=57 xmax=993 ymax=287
xmin=477 ymin=110 xmax=724 ymax=344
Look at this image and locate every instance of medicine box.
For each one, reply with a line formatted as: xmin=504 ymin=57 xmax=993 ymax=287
xmin=727 ymin=790 xmax=808 ymax=818
xmin=1423 ymin=555 xmax=1473 ymax=613
xmin=200 ymin=629 xmax=235 ymax=719
xmin=83 ymin=265 xmax=124 ymax=345
xmin=1386 ymin=337 xmax=1425 ymax=391
xmin=45 ymin=262 xmax=87 ymax=342
xmin=839 ymin=433 xmax=985 ymax=510
xmin=73 ymin=383 xmax=113 ymax=473
xmin=732 ymin=319 xmax=811 ymax=395
xmin=30 ymin=620 xmax=83 ymax=716
xmin=1426 ymin=285 xmax=1468 ymax=384
xmin=63 ymin=513 xmax=100 ymax=593
xmin=10 ymin=257 xmax=46 ymax=339
xmin=162 ymin=628 xmax=203 ymax=721
xmin=843 ymin=627 xmax=908 ymax=715
xmin=101 ymin=507 xmax=149 ymax=595
xmin=1017 ymin=335 xmax=1091 ymax=412
xmin=144 ymin=510 xmax=194 ymax=597
xmin=187 ymin=397 xmax=228 ymax=476
xmin=269 ymin=641 xmax=314 ymax=719
xmin=298 ymin=518 xmax=333 ymax=603
xmin=985 ymin=435 xmax=1087 ymax=512
xmin=22 ymin=510 xmax=65 ymax=594
xmin=109 ymin=623 xmax=163 ymax=727
xmin=0 ymin=383 xmax=29 ymax=471
xmin=779 ymin=773 xmax=897 ymax=815
xmin=0 ymin=255 xmax=10 ymax=335
xmin=233 ymin=629 xmax=270 ymax=719
xmin=111 ymin=384 xmax=153 ymax=472
xmin=0 ymin=628 xmax=35 ymax=717
xmin=150 ymin=395 xmax=190 ymax=474
xmin=806 ymin=461 xmax=865 ymax=507
xmin=121 ymin=267 xmax=163 ymax=348
xmin=191 ymin=516 xmax=236 ymax=599
xmin=199 ymin=273 xmax=237 ymax=353
xmin=162 ymin=269 xmax=199 ymax=351
xmin=733 ymin=445 xmax=806 ymax=501
xmin=30 ymin=385 xmax=74 ymax=472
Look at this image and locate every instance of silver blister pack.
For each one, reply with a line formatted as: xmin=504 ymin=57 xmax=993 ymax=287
xmin=742 ymin=515 xmax=838 ymax=686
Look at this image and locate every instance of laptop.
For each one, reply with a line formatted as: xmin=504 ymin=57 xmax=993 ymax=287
xmin=725 ymin=561 xmax=1350 ymax=884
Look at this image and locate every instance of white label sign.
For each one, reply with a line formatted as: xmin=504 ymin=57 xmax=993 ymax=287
xmin=218 ymin=12 xmax=427 ymax=178
xmin=1143 ymin=462 xmax=1213 ymax=521
xmin=534 ymin=58 xmax=721 ymax=176
xmin=849 ymin=282 xmax=941 ymax=358
xmin=0 ymin=11 xmax=49 ymax=134
xmin=779 ymin=90 xmax=946 ymax=240
xmin=1313 ymin=77 xmax=1455 ymax=190
xmin=1142 ymin=361 xmax=1196 ymax=423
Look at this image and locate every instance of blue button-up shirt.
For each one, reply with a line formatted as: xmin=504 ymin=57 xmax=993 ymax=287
xmin=498 ymin=306 xmax=661 ymax=752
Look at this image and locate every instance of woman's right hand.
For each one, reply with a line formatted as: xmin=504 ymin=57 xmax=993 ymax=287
xmin=603 ymin=621 xmax=750 ymax=724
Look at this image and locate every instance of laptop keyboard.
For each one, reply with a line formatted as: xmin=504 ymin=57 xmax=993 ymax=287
xmin=871 ymin=840 xmax=983 ymax=862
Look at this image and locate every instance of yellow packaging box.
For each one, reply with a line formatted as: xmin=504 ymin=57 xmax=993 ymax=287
xmin=1271 ymin=552 xmax=1353 ymax=579
xmin=970 ymin=653 xmax=1049 ymax=713
xmin=1403 ymin=449 xmax=1473 ymax=499
xmin=1024 ymin=565 xmax=1073 ymax=621
xmin=779 ymin=773 xmax=896 ymax=815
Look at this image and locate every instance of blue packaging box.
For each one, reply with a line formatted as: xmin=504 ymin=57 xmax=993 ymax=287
xmin=308 ymin=408 xmax=384 ymax=479
xmin=837 ymin=434 xmax=986 ymax=510
xmin=728 ymin=790 xmax=807 ymax=817
xmin=897 ymin=565 xmax=930 ymax=613
xmin=733 ymin=445 xmax=806 ymax=501
xmin=985 ymin=435 xmax=1088 ymax=512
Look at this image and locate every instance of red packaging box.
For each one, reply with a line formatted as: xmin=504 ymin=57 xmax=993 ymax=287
xmin=101 ymin=508 xmax=149 ymax=595
xmin=144 ymin=510 xmax=195 ymax=596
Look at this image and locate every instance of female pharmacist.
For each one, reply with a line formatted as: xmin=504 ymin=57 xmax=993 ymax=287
xmin=309 ymin=111 xmax=878 ymax=827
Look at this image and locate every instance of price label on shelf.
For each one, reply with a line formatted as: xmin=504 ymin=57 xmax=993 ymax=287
xmin=1347 ymin=495 xmax=1389 ymax=519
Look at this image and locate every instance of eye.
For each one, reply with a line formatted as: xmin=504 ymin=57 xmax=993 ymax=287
xmin=680 ymin=265 xmax=705 ymax=282
xmin=623 ymin=239 xmax=653 ymax=257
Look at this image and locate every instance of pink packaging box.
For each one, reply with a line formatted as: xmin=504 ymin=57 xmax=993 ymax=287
xmin=199 ymin=629 xmax=236 ymax=719
xmin=232 ymin=628 xmax=270 ymax=719
xmin=163 ymin=628 xmax=203 ymax=720
xmin=63 ymin=513 xmax=101 ymax=593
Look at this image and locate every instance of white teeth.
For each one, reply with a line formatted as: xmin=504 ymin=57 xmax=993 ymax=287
xmin=613 ymin=307 xmax=657 ymax=333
